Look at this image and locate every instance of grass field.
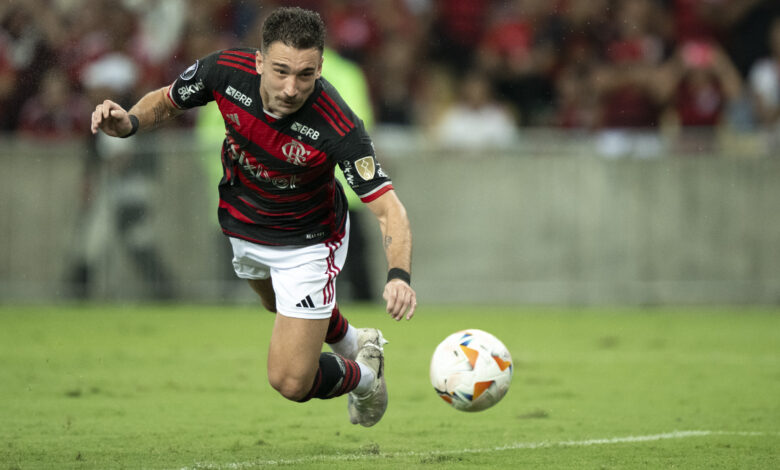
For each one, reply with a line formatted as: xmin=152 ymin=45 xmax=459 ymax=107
xmin=1 ymin=304 xmax=778 ymax=469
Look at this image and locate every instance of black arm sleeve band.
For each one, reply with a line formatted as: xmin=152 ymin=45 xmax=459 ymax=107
xmin=387 ymin=268 xmax=411 ymax=285
xmin=122 ymin=114 xmax=140 ymax=138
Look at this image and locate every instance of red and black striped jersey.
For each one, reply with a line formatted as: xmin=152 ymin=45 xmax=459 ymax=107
xmin=166 ymin=48 xmax=393 ymax=246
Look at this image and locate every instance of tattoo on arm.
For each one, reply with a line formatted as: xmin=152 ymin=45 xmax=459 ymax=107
xmin=384 ymin=235 xmax=393 ymax=250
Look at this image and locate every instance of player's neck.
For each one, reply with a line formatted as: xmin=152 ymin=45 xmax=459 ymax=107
xmin=264 ymin=109 xmax=282 ymax=122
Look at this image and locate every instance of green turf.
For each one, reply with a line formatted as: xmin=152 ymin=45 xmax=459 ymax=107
xmin=1 ymin=304 xmax=778 ymax=469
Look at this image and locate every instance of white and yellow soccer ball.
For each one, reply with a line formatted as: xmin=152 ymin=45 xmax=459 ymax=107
xmin=430 ymin=329 xmax=513 ymax=412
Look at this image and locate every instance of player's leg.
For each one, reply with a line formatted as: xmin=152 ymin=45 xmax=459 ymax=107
xmin=230 ymin=235 xmax=388 ymax=425
xmin=230 ymin=237 xmax=277 ymax=313
xmin=267 ymin=262 xmax=375 ymax=404
xmin=248 ymin=278 xmax=276 ymax=312
xmin=266 ymin=314 xmax=330 ymax=400
xmin=266 ymin=309 xmax=387 ymax=427
xmin=248 ymin=281 xmax=358 ymax=359
xmin=268 ymin=241 xmax=388 ymax=425
xmin=230 ymin=240 xmax=347 ymax=401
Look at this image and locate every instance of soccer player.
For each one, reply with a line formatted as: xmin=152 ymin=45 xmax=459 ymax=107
xmin=90 ymin=7 xmax=416 ymax=427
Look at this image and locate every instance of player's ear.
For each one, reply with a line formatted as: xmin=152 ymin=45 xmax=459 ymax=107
xmin=315 ymin=56 xmax=323 ymax=79
xmin=255 ymin=50 xmax=264 ymax=75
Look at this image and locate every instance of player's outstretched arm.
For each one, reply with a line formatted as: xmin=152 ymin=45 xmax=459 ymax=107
xmin=90 ymin=86 xmax=182 ymax=137
xmin=366 ymin=190 xmax=417 ymax=321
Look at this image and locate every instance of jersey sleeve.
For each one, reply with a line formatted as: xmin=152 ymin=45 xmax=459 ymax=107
xmin=336 ymin=127 xmax=394 ymax=203
xmin=166 ymin=51 xmax=220 ymax=110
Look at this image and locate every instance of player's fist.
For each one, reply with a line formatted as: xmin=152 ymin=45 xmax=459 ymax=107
xmin=90 ymin=100 xmax=132 ymax=137
xmin=383 ymin=279 xmax=417 ymax=321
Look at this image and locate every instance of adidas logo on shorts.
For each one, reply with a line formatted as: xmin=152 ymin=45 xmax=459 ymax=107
xmin=296 ymin=295 xmax=315 ymax=308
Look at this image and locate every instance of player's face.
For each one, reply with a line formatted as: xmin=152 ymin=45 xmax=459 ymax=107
xmin=256 ymin=42 xmax=322 ymax=117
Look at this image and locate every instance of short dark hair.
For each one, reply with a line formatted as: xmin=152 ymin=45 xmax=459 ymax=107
xmin=261 ymin=7 xmax=325 ymax=54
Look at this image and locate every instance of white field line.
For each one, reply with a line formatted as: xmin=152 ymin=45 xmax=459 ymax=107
xmin=180 ymin=430 xmax=772 ymax=469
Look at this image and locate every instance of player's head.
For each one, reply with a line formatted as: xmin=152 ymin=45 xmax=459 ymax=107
xmin=261 ymin=7 xmax=325 ymax=55
xmin=256 ymin=7 xmax=325 ymax=117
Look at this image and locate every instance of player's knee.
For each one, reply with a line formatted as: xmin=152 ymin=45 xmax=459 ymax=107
xmin=268 ymin=372 xmax=310 ymax=401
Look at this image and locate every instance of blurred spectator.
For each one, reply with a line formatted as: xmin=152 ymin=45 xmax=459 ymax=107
xmin=705 ymin=0 xmax=780 ymax=77
xmin=670 ymin=0 xmax=723 ymax=44
xmin=477 ymin=0 xmax=561 ymax=125
xmin=363 ymin=0 xmax=428 ymax=125
xmin=551 ymin=0 xmax=610 ymax=129
xmin=125 ymin=0 xmax=188 ymax=86
xmin=368 ymin=37 xmax=419 ymax=125
xmin=324 ymin=0 xmax=381 ymax=65
xmin=748 ymin=17 xmax=780 ymax=150
xmin=0 ymin=3 xmax=57 ymax=131
xmin=554 ymin=64 xmax=600 ymax=129
xmin=596 ymin=0 xmax=669 ymax=127
xmin=431 ymin=70 xmax=518 ymax=150
xmin=413 ymin=63 xmax=457 ymax=132
xmin=429 ymin=0 xmax=493 ymax=68
xmin=62 ymin=0 xmax=140 ymax=86
xmin=556 ymin=0 xmax=611 ymax=71
xmin=0 ymin=34 xmax=19 ymax=128
xmin=661 ymin=40 xmax=744 ymax=153
xmin=591 ymin=0 xmax=670 ymax=157
xmin=673 ymin=41 xmax=742 ymax=125
xmin=17 ymin=67 xmax=90 ymax=139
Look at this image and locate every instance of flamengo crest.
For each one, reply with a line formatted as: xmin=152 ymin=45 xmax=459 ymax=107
xmin=282 ymin=139 xmax=310 ymax=166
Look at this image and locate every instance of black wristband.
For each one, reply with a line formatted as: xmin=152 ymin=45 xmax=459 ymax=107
xmin=122 ymin=114 xmax=139 ymax=138
xmin=387 ymin=268 xmax=411 ymax=285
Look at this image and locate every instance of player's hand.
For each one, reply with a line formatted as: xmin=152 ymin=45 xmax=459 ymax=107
xmin=383 ymin=279 xmax=416 ymax=321
xmin=90 ymin=100 xmax=132 ymax=137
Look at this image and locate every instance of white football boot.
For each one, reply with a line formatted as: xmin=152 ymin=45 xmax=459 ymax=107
xmin=348 ymin=328 xmax=388 ymax=427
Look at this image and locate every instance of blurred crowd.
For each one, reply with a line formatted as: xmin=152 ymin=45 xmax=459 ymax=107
xmin=3 ymin=0 xmax=779 ymax=300
xmin=3 ymin=0 xmax=780 ymax=151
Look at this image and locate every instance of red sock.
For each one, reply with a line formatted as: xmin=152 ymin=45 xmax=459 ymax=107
xmin=325 ymin=304 xmax=349 ymax=344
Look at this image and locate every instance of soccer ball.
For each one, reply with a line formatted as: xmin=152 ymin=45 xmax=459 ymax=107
xmin=430 ymin=329 xmax=513 ymax=412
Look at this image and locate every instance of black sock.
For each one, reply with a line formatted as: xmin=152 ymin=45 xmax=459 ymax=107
xmin=297 ymin=352 xmax=361 ymax=402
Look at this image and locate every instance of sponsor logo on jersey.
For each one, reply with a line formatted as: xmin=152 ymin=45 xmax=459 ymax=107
xmin=226 ymin=85 xmax=252 ymax=107
xmin=355 ymin=156 xmax=376 ymax=181
xmin=341 ymin=160 xmax=357 ymax=186
xmin=291 ymin=121 xmax=320 ymax=140
xmin=180 ymin=60 xmax=199 ymax=80
xmin=227 ymin=143 xmax=299 ymax=189
xmin=178 ymin=80 xmax=205 ymax=101
xmin=281 ymin=139 xmax=311 ymax=166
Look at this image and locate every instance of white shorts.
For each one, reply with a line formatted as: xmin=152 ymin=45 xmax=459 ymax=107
xmin=229 ymin=225 xmax=349 ymax=320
